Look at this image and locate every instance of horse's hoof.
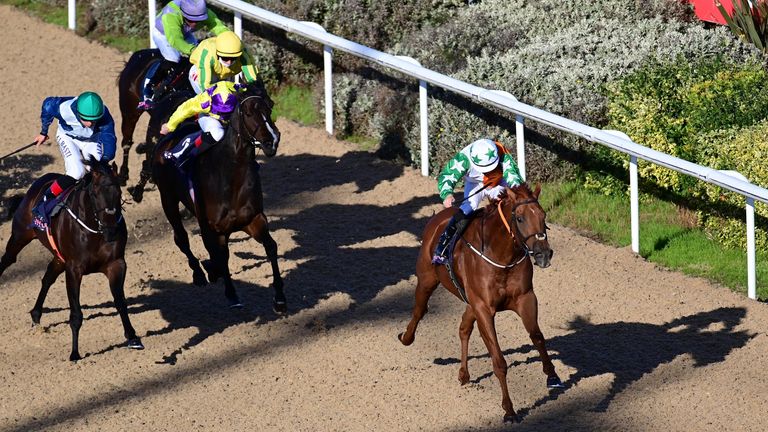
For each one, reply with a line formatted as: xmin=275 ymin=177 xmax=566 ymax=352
xmin=503 ymin=413 xmax=519 ymax=424
xmin=69 ymin=352 xmax=82 ymax=362
xmin=135 ymin=143 xmax=148 ymax=154
xmin=127 ymin=338 xmax=145 ymax=350
xmin=29 ymin=310 xmax=41 ymax=325
xmin=458 ymin=369 xmax=470 ymax=385
xmin=273 ymin=300 xmax=287 ymax=314
xmin=397 ymin=332 xmax=414 ymax=346
xmin=129 ymin=187 xmax=144 ymax=203
xmin=547 ymin=375 xmax=565 ymax=389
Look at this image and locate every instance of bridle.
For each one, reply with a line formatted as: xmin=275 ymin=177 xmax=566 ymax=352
xmin=497 ymin=198 xmax=548 ymax=249
xmin=236 ymin=93 xmax=277 ymax=151
xmin=461 ymin=197 xmax=548 ymax=269
xmin=63 ymin=177 xmax=123 ymax=235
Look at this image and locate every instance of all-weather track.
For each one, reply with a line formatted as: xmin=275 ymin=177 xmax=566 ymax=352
xmin=0 ymin=5 xmax=766 ymax=431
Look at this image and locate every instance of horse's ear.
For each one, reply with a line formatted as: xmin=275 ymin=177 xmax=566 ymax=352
xmin=533 ymin=183 xmax=541 ymax=199
xmin=505 ymin=186 xmax=516 ymax=201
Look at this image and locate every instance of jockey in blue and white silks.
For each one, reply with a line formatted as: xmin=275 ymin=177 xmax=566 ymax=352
xmin=31 ymin=92 xmax=116 ymax=229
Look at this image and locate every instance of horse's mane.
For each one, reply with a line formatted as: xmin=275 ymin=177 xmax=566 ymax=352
xmin=496 ymin=183 xmax=533 ymax=203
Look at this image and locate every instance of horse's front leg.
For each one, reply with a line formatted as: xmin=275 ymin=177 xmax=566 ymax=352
xmin=474 ymin=305 xmax=517 ymax=423
xmin=158 ymin=188 xmax=207 ymax=285
xmin=398 ymin=251 xmax=439 ymax=346
xmin=458 ymin=305 xmax=476 ymax=385
xmin=64 ymin=266 xmax=85 ymax=361
xmin=105 ymin=258 xmax=144 ymax=350
xmin=515 ymin=291 xmax=563 ymax=388
xmin=243 ymin=213 xmax=285 ymax=313
xmin=200 ymin=227 xmax=241 ymax=307
xmin=30 ymin=259 xmax=65 ymax=325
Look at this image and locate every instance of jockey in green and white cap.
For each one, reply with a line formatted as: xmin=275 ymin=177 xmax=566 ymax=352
xmin=432 ymin=138 xmax=523 ymax=264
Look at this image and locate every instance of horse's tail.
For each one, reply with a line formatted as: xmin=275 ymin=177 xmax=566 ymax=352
xmin=4 ymin=194 xmax=23 ymax=221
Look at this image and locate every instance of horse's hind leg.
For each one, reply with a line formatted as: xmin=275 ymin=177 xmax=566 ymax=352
xmin=30 ymin=259 xmax=65 ymax=325
xmin=244 ymin=214 xmax=285 ymax=313
xmin=0 ymin=226 xmax=35 ymax=278
xmin=118 ymin=87 xmax=142 ymax=185
xmin=159 ymin=191 xmax=207 ymax=285
xmin=458 ymin=305 xmax=476 ymax=385
xmin=64 ymin=267 xmax=84 ymax=361
xmin=515 ymin=292 xmax=563 ymax=388
xmin=398 ymin=261 xmax=439 ymax=346
xmin=105 ymin=258 xmax=143 ymax=350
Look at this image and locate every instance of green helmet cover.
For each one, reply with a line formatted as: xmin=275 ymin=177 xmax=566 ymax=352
xmin=76 ymin=91 xmax=104 ymax=121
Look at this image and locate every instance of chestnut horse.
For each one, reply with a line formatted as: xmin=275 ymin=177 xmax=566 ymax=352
xmin=398 ymin=183 xmax=562 ymax=422
xmin=0 ymin=159 xmax=143 ymax=361
xmin=151 ymin=81 xmax=285 ymax=310
xmin=117 ymin=49 xmax=193 ymax=186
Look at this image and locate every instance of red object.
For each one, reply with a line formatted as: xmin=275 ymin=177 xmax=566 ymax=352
xmin=690 ymin=0 xmax=734 ymax=25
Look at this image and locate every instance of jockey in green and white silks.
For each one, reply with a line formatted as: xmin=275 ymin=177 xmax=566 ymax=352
xmin=432 ymin=138 xmax=523 ymax=264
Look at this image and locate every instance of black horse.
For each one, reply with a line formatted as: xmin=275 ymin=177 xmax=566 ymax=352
xmin=0 ymin=158 xmax=143 ymax=361
xmin=117 ymin=49 xmax=193 ymax=186
xmin=151 ymin=81 xmax=285 ymax=311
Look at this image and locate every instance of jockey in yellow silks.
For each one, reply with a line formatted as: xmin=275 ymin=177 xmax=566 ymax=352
xmin=188 ymin=31 xmax=258 ymax=94
xmin=160 ymin=81 xmax=242 ymax=165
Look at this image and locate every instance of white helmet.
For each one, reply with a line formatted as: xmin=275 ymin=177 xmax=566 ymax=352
xmin=468 ymin=138 xmax=499 ymax=173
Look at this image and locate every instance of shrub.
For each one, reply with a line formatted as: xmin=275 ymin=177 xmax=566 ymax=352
xmin=89 ymin=0 xmax=146 ymax=37
xmin=695 ymin=123 xmax=768 ymax=250
xmin=604 ymin=58 xmax=768 ymax=194
xmin=408 ymin=16 xmax=759 ymax=179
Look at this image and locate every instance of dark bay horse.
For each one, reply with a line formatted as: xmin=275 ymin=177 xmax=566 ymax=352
xmin=398 ymin=184 xmax=561 ymax=422
xmin=151 ymin=81 xmax=285 ymax=311
xmin=117 ymin=49 xmax=193 ymax=186
xmin=0 ymin=159 xmax=143 ymax=361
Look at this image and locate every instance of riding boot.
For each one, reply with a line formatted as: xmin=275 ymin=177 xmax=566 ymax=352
xmin=31 ymin=175 xmax=75 ymax=230
xmin=138 ymin=60 xmax=163 ymax=110
xmin=432 ymin=211 xmax=469 ymax=265
xmin=153 ymin=60 xmax=184 ymax=102
xmin=195 ymin=132 xmax=218 ymax=156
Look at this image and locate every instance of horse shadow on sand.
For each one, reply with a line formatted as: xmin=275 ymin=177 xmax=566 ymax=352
xmin=32 ymin=150 xmax=435 ymax=363
xmin=434 ymin=306 xmax=754 ymax=422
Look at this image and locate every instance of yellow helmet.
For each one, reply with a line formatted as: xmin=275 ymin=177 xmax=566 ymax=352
xmin=215 ymin=31 xmax=243 ymax=58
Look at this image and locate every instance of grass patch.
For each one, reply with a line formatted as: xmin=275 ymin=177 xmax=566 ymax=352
xmin=1 ymin=0 xmax=147 ymax=53
xmin=541 ymin=181 xmax=768 ymax=299
xmin=271 ymin=85 xmax=319 ymax=126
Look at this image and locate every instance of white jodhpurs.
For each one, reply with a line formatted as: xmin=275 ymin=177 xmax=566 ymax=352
xmin=56 ymin=128 xmax=103 ymax=180
xmin=153 ymin=28 xmax=196 ymax=63
xmin=459 ymin=179 xmax=508 ymax=216
xmin=198 ymin=116 xmax=226 ymax=142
